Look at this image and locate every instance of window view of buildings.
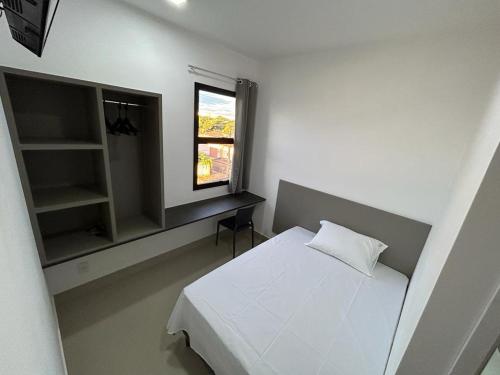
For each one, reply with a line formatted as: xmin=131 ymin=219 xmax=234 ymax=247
xmin=196 ymin=88 xmax=236 ymax=186
xmin=197 ymin=144 xmax=234 ymax=184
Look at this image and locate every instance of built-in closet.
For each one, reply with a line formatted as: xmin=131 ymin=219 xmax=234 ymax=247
xmin=0 ymin=67 xmax=164 ymax=267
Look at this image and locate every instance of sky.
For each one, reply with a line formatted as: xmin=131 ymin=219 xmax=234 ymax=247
xmin=199 ymin=90 xmax=236 ymax=120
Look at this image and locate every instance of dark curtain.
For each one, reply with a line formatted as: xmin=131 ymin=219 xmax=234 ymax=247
xmin=229 ymin=79 xmax=257 ymax=194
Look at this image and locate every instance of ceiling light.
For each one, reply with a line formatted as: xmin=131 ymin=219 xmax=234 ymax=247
xmin=167 ymin=0 xmax=187 ymax=7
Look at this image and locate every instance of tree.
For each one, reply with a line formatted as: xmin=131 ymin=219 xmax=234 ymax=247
xmin=198 ymin=115 xmax=234 ymax=137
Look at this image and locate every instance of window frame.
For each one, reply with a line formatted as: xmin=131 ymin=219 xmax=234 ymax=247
xmin=193 ymin=82 xmax=236 ymax=190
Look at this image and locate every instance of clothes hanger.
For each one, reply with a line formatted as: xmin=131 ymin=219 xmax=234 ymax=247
xmin=105 ymin=102 xmax=119 ymax=135
xmin=122 ymin=104 xmax=139 ymax=136
xmin=113 ymin=103 xmax=128 ymax=135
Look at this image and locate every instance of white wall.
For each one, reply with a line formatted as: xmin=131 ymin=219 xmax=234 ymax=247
xmin=387 ymin=75 xmax=500 ymax=374
xmin=249 ymin=27 xmax=500 ymax=236
xmin=0 ymin=0 xmax=261 ymax=292
xmin=0 ymin=96 xmax=66 ymax=374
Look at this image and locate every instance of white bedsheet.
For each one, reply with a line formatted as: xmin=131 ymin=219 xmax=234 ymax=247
xmin=167 ymin=227 xmax=408 ymax=375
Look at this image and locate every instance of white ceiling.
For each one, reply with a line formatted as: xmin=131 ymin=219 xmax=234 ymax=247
xmin=121 ymin=0 xmax=500 ymax=59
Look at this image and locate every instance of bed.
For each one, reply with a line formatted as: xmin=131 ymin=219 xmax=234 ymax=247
xmin=167 ymin=180 xmax=431 ymax=375
xmin=168 ymin=227 xmax=408 ymax=375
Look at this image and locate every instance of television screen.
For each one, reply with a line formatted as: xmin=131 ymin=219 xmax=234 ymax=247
xmin=2 ymin=0 xmax=58 ymax=57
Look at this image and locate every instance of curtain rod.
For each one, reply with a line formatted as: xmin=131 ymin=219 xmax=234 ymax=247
xmin=188 ymin=64 xmax=243 ymax=84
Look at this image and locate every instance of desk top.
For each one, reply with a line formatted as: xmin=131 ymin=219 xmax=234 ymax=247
xmin=165 ymin=191 xmax=265 ymax=231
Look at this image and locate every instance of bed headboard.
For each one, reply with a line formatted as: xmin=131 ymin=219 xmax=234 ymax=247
xmin=272 ymin=180 xmax=431 ymax=278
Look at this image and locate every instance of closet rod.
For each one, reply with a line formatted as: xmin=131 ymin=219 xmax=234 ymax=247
xmin=103 ymin=100 xmax=144 ymax=107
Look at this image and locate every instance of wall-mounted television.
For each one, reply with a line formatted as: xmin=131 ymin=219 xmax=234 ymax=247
xmin=2 ymin=0 xmax=59 ymax=57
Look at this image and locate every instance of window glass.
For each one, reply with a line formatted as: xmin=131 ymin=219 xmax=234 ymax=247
xmin=197 ymin=144 xmax=234 ymax=185
xmin=198 ymin=90 xmax=236 ymax=138
xmin=194 ymin=83 xmax=236 ymax=190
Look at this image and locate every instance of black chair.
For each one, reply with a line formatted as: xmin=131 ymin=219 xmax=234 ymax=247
xmin=216 ymin=206 xmax=255 ymax=258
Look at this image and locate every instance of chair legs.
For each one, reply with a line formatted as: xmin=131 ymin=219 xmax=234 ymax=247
xmin=182 ymin=331 xmax=190 ymax=348
xmin=219 ymin=222 xmax=254 ymax=259
xmin=232 ymin=230 xmax=236 ymax=258
xmin=216 ymin=222 xmax=220 ymax=245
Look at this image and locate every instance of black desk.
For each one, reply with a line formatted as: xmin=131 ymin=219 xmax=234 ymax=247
xmin=165 ymin=191 xmax=265 ymax=231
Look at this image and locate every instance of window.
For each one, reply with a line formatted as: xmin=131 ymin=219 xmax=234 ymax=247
xmin=193 ymin=83 xmax=236 ymax=190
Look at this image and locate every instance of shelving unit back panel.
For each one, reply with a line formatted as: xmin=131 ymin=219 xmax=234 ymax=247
xmin=103 ymin=89 xmax=164 ymax=238
xmin=105 ymin=104 xmax=145 ymax=220
xmin=5 ymin=74 xmax=102 ymax=144
xmin=39 ymin=203 xmax=114 ymax=265
xmin=38 ymin=203 xmax=108 ymax=237
xmin=23 ymin=150 xmax=107 ymax=194
xmin=142 ymin=97 xmax=164 ymax=227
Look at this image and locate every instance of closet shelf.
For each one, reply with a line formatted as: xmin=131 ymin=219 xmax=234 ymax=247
xmin=19 ymin=138 xmax=103 ymax=150
xmin=44 ymin=230 xmax=113 ymax=265
xmin=116 ymin=215 xmax=162 ymax=242
xmin=33 ymin=186 xmax=109 ymax=213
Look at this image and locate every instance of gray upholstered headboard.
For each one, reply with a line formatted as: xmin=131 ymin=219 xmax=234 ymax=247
xmin=272 ymin=180 xmax=431 ymax=278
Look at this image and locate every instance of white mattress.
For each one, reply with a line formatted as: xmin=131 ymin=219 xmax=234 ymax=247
xmin=167 ymin=227 xmax=408 ymax=375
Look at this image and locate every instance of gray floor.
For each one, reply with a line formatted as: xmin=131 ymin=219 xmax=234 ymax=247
xmin=55 ymin=230 xmax=266 ymax=375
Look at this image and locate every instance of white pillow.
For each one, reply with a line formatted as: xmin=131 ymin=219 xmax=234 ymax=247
xmin=306 ymin=220 xmax=388 ymax=276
